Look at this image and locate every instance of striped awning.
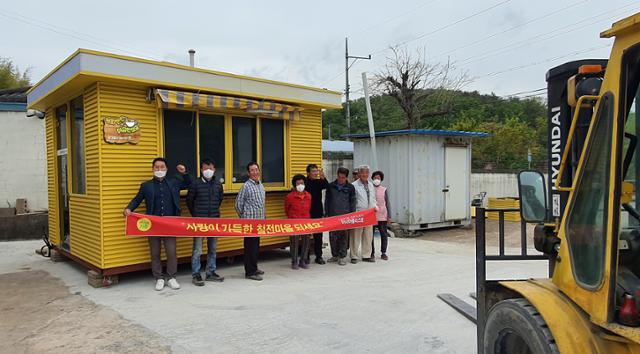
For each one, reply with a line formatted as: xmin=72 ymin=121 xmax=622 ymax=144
xmin=155 ymin=89 xmax=302 ymax=121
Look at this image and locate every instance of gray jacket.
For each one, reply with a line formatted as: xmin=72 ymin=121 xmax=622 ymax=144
xmin=353 ymin=179 xmax=378 ymax=211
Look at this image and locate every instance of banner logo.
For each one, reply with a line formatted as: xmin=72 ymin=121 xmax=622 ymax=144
xmin=136 ymin=218 xmax=152 ymax=232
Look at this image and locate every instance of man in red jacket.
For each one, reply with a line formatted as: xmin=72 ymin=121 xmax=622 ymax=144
xmin=285 ymin=174 xmax=312 ymax=269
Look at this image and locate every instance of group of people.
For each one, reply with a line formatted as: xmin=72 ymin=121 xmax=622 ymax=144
xmin=125 ymin=158 xmax=391 ymax=291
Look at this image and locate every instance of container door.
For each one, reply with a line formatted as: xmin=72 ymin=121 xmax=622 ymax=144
xmin=56 ymin=105 xmax=70 ymax=250
xmin=444 ymin=146 xmax=468 ymax=220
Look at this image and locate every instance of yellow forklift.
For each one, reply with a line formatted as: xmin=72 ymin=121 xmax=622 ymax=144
xmin=440 ymin=12 xmax=640 ymax=353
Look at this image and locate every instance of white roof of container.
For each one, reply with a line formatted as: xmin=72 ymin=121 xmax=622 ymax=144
xmin=322 ymin=140 xmax=354 ymax=152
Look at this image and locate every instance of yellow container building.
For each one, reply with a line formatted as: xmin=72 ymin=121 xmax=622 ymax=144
xmin=27 ymin=49 xmax=341 ymax=276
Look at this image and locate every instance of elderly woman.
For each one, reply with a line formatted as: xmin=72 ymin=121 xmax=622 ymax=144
xmin=371 ymin=170 xmax=391 ymax=261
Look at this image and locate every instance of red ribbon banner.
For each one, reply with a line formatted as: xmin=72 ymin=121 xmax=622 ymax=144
xmin=126 ymin=208 xmax=377 ymax=238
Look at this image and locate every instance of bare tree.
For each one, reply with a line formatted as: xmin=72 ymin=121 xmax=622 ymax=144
xmin=374 ymin=46 xmax=470 ymax=129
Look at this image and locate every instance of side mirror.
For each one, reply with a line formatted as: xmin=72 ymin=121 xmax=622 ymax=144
xmin=517 ymin=170 xmax=547 ymax=223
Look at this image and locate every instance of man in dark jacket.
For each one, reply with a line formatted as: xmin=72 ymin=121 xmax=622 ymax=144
xmin=125 ymin=157 xmax=191 ymax=291
xmin=187 ymin=158 xmax=225 ymax=286
xmin=325 ymin=167 xmax=356 ymax=266
xmin=305 ymin=164 xmax=329 ymax=265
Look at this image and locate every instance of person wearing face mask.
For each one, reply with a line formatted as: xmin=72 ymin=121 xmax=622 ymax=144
xmin=186 ymin=158 xmax=225 ymax=286
xmin=370 ymin=171 xmax=391 ymax=261
xmin=124 ymin=157 xmax=191 ymax=291
xmin=284 ymin=174 xmax=312 ymax=269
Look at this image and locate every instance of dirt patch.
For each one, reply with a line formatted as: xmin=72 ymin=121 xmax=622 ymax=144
xmin=414 ymin=219 xmax=537 ymax=249
xmin=0 ymin=270 xmax=170 ymax=354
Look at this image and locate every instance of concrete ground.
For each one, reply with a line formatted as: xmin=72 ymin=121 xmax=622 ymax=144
xmin=0 ymin=221 xmax=547 ymax=354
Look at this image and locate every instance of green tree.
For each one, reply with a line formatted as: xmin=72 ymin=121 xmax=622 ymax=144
xmin=323 ymin=89 xmax=548 ymax=171
xmin=0 ymin=57 xmax=31 ymax=89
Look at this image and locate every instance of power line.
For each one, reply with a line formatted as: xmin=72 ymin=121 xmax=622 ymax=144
xmin=517 ymin=92 xmax=548 ymax=99
xmin=371 ymin=0 xmax=513 ymax=55
xmin=454 ymin=3 xmax=638 ymax=67
xmin=350 ymin=0 xmax=441 ymax=39
xmin=475 ymin=43 xmax=611 ymax=79
xmin=321 ymin=0 xmax=442 ymax=71
xmin=503 ymin=87 xmax=547 ymax=97
xmin=319 ymin=0 xmax=512 ymax=87
xmin=432 ymin=0 xmax=587 ymax=59
xmin=0 ymin=9 xmax=163 ymax=61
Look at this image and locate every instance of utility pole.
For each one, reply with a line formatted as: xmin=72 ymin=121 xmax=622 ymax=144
xmin=344 ymin=37 xmax=371 ymax=139
xmin=362 ymin=72 xmax=378 ymax=171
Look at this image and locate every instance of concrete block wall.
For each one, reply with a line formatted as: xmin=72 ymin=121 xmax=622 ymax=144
xmin=0 ymin=111 xmax=48 ymax=211
xmin=471 ymin=172 xmax=549 ymax=199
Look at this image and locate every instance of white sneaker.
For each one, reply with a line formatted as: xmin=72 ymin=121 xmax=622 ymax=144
xmin=167 ymin=278 xmax=180 ymax=290
xmin=155 ymin=278 xmax=165 ymax=291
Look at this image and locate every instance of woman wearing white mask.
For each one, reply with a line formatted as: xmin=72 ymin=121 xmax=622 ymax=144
xmin=371 ymin=171 xmax=391 ymax=261
xmin=284 ymin=174 xmax=312 ymax=269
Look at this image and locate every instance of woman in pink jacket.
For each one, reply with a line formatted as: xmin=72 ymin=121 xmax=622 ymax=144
xmin=371 ymin=171 xmax=391 ymax=260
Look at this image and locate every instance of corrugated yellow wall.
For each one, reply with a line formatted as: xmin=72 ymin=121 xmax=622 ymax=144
xmin=97 ymin=83 xmax=311 ymax=269
xmin=99 ymin=83 xmax=161 ymax=269
xmin=289 ymin=110 xmax=323 ymax=175
xmin=68 ymin=84 xmax=102 ymax=267
xmin=44 ymin=81 xmax=323 ymax=270
xmin=45 ymin=108 xmax=59 ymax=245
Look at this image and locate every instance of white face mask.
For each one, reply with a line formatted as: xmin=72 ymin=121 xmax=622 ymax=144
xmin=153 ymin=170 xmax=167 ymax=179
xmin=202 ymin=169 xmax=215 ymax=179
xmin=296 ymin=184 xmax=305 ymax=192
xmin=372 ymin=179 xmax=381 ymax=186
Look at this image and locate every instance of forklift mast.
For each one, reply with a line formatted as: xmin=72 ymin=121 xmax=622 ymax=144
xmin=545 ymin=59 xmax=608 ymax=220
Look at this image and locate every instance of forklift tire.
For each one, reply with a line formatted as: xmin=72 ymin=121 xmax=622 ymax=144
xmin=484 ymin=298 xmax=559 ymax=354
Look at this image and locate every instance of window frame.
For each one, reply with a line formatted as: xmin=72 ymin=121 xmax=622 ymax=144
xmin=231 ymin=115 xmax=258 ymax=189
xmin=564 ymin=91 xmax=614 ymax=291
xmin=259 ymin=117 xmax=287 ymax=187
xmin=160 ymin=108 xmax=289 ymax=193
xmin=67 ymin=95 xmax=87 ymax=196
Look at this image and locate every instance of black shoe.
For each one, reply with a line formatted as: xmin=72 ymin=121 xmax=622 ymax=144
xmin=315 ymin=257 xmax=326 ymax=265
xmin=245 ymin=274 xmax=263 ymax=281
xmin=363 ymin=257 xmax=376 ymax=263
xmin=192 ymin=274 xmax=205 ymax=286
xmin=255 ymin=269 xmax=265 ymax=275
xmin=351 ymin=258 xmax=358 ymax=264
xmin=205 ymin=272 xmax=224 ymax=282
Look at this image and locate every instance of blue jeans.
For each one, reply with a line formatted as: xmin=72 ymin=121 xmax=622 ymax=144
xmin=192 ymin=237 xmax=217 ymax=277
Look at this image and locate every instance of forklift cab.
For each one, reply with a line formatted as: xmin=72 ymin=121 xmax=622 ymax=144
xmin=515 ymin=22 xmax=640 ymax=346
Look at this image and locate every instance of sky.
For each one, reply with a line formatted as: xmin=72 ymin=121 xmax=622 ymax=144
xmin=1 ymin=0 xmax=638 ymax=101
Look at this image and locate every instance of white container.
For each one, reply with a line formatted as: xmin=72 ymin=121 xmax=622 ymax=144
xmin=351 ymin=130 xmax=487 ymax=232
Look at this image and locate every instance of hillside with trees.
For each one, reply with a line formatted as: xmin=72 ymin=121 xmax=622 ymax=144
xmin=322 ymin=90 xmax=548 ymax=171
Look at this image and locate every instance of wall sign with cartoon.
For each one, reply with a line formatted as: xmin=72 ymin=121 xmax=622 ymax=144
xmin=103 ymin=116 xmax=141 ymax=144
